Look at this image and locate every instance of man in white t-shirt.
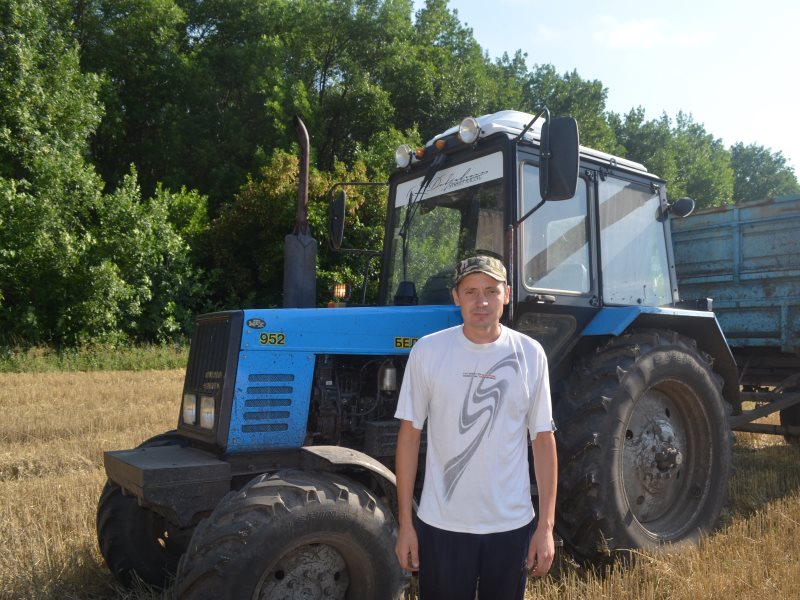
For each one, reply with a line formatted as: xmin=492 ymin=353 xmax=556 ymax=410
xmin=394 ymin=255 xmax=557 ymax=600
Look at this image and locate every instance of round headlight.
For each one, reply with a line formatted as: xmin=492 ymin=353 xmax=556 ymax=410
xmin=458 ymin=117 xmax=480 ymax=144
xmin=182 ymin=393 xmax=197 ymax=425
xmin=395 ymin=144 xmax=413 ymax=168
xmin=199 ymin=395 xmax=216 ymax=429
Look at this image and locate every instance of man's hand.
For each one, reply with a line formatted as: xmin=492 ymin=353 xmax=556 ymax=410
xmin=526 ymin=525 xmax=555 ymax=577
xmin=529 ymin=430 xmax=557 ymax=577
xmin=395 ymin=522 xmax=420 ymax=571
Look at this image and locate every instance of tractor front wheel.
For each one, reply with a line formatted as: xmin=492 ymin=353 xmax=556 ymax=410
xmin=96 ymin=481 xmax=190 ymax=588
xmin=96 ymin=431 xmax=192 ymax=588
xmin=176 ymin=469 xmax=406 ymax=600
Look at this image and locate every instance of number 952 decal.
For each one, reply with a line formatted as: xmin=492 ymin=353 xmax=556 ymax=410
xmin=259 ymin=332 xmax=286 ymax=345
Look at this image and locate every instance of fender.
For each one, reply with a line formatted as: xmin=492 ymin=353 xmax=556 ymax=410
xmin=300 ymin=445 xmax=403 ymax=515
xmin=105 ymin=444 xmax=404 ymax=528
xmin=301 ymin=444 xmax=395 ymax=480
xmin=582 ymin=306 xmax=741 ymax=411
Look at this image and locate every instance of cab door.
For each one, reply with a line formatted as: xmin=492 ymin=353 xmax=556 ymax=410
xmin=511 ymin=152 xmax=600 ymax=368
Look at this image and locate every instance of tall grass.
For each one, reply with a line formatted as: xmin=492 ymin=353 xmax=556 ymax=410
xmin=0 ymin=344 xmax=188 ymax=373
xmin=2 ymin=370 xmax=799 ymax=599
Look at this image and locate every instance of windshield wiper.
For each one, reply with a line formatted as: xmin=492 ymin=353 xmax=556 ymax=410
xmin=397 ymin=153 xmax=447 ymax=282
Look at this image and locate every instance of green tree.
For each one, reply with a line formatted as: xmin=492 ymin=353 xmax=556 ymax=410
xmin=0 ymin=0 xmax=202 ymax=345
xmin=261 ymin=0 xmax=424 ymax=171
xmin=88 ymin=169 xmax=206 ymax=341
xmin=208 ymin=150 xmax=386 ymax=308
xmin=730 ymin=142 xmax=800 ymax=203
xmin=670 ymin=112 xmax=734 ymax=207
xmin=171 ymin=0 xmax=294 ymax=207
xmin=72 ymin=0 xmax=187 ymax=198
xmin=387 ymin=0 xmax=493 ymax=139
xmin=525 ymin=64 xmax=621 ymax=154
xmin=0 ymin=0 xmax=105 ymax=344
xmin=75 ymin=0 xmax=419 ymax=207
xmin=485 ymin=51 xmax=530 ymax=116
xmin=613 ymin=109 xmax=734 ymax=208
xmin=0 ymin=0 xmax=103 ymax=185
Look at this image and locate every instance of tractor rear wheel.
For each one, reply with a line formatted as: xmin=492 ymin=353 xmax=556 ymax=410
xmin=176 ymin=469 xmax=406 ymax=600
xmin=555 ymin=330 xmax=733 ymax=562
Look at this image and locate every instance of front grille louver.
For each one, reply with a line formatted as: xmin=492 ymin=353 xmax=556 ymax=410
xmin=242 ymin=373 xmax=295 ymax=433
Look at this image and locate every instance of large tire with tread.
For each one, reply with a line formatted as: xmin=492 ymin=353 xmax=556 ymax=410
xmin=779 ymin=386 xmax=800 ymax=444
xmin=555 ymin=330 xmax=733 ymax=562
xmin=176 ymin=469 xmax=406 ymax=600
xmin=96 ymin=431 xmax=192 ymax=588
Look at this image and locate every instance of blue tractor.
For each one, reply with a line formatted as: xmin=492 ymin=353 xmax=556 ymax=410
xmin=97 ymin=110 xmax=739 ymax=598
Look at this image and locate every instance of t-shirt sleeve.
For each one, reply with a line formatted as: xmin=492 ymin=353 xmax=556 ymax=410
xmin=394 ymin=342 xmax=429 ymax=430
xmin=527 ymin=344 xmax=554 ymax=440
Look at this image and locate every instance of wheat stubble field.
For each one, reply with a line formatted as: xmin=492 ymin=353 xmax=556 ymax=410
xmin=2 ymin=369 xmax=800 ymax=600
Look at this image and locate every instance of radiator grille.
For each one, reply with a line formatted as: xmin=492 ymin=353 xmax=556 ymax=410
xmin=184 ymin=315 xmax=232 ymax=394
xmin=241 ymin=372 xmax=295 ymax=433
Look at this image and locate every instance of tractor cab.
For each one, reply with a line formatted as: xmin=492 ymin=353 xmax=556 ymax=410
xmin=367 ymin=110 xmax=685 ymax=367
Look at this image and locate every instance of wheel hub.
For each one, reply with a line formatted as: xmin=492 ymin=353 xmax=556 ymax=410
xmin=654 ymin=445 xmax=683 ymax=471
xmin=258 ymin=543 xmax=349 ymax=600
xmin=631 ymin=418 xmax=684 ymax=492
xmin=623 ymin=390 xmax=688 ymax=523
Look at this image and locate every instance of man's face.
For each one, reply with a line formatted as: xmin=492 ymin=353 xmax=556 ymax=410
xmin=452 ymin=272 xmax=510 ymax=330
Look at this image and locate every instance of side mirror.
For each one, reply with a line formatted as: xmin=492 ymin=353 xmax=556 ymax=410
xmin=540 ymin=116 xmax=580 ymax=201
xmin=671 ymin=196 xmax=695 ymax=218
xmin=329 ymin=190 xmax=346 ymax=250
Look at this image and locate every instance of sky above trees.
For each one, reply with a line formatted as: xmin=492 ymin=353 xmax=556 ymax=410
xmin=433 ymin=0 xmax=800 ymax=171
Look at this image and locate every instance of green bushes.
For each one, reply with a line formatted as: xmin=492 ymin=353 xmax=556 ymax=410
xmin=0 ymin=343 xmax=188 ymax=372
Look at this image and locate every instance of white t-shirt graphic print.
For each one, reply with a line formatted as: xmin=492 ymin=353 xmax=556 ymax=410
xmin=395 ymin=324 xmax=553 ymax=534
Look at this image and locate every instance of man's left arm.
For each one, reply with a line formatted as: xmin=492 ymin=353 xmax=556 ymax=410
xmin=528 ymin=430 xmax=557 ymax=577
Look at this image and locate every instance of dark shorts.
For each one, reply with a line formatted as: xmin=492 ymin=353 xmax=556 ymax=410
xmin=416 ymin=518 xmax=535 ymax=600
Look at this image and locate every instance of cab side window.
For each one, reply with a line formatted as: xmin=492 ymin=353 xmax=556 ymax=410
xmin=520 ymin=164 xmax=590 ymax=293
xmin=599 ymin=178 xmax=671 ymax=306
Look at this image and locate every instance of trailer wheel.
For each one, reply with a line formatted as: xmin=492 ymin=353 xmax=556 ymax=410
xmin=96 ymin=431 xmax=191 ymax=588
xmin=176 ymin=469 xmax=406 ymax=600
xmin=555 ymin=330 xmax=733 ymax=562
xmin=779 ymin=387 xmax=800 ymax=444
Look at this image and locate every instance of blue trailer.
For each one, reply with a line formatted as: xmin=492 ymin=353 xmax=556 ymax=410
xmin=672 ymin=194 xmax=800 ymax=437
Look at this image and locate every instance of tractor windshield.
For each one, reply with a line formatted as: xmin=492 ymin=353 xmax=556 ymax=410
xmin=386 ymin=151 xmax=506 ymax=305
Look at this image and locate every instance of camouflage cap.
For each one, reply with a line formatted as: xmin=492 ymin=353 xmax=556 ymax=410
xmin=453 ymin=255 xmax=507 ymax=286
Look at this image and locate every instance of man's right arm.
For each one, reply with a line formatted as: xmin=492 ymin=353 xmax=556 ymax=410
xmin=394 ymin=419 xmax=421 ymax=571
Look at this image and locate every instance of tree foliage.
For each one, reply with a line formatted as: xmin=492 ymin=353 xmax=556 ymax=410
xmin=0 ymin=0 xmax=200 ymax=346
xmin=209 ymin=150 xmax=386 ymax=308
xmin=612 ymin=109 xmax=735 ymax=209
xmin=730 ymin=142 xmax=800 ymax=203
xmin=388 ymin=0 xmax=490 ymax=138
xmin=2 ymin=0 xmax=798 ymax=346
xmin=525 ymin=64 xmax=622 ymax=154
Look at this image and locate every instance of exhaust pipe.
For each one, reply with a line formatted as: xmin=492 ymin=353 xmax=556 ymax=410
xmin=283 ymin=116 xmax=317 ymax=307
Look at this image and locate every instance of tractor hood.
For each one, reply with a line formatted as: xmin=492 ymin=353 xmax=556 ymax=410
xmin=240 ymin=305 xmax=463 ymax=355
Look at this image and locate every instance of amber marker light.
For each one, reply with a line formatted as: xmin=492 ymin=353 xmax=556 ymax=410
xmin=332 ymin=282 xmax=350 ymax=301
